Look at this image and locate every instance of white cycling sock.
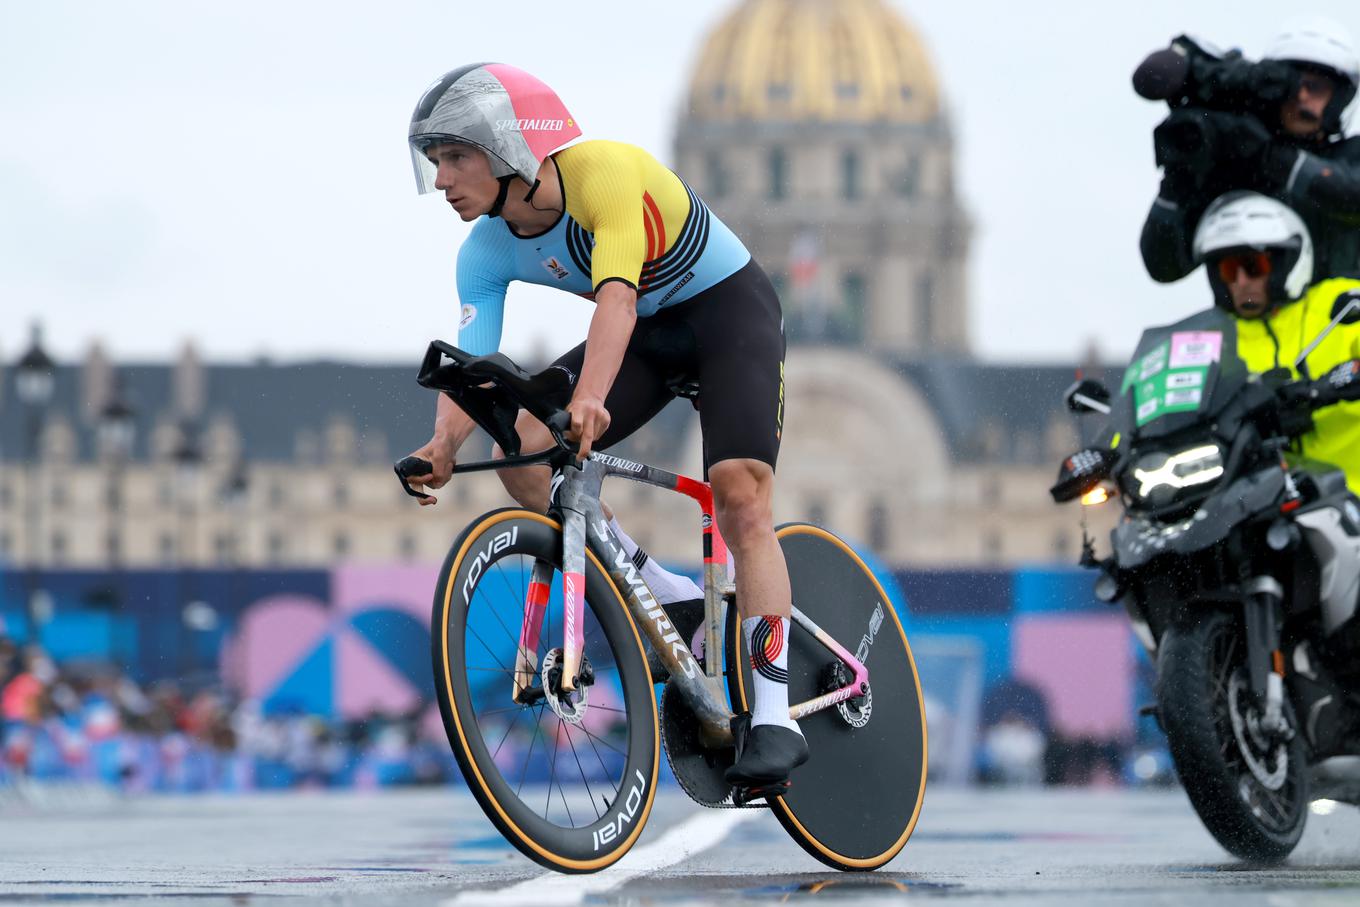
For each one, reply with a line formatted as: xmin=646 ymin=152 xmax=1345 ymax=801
xmin=743 ymin=615 xmax=802 ymax=734
xmin=607 ymin=516 xmax=704 ymax=605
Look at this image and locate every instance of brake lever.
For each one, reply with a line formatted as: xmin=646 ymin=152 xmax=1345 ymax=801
xmin=545 ymin=410 xmax=577 ymax=454
xmin=394 ymin=456 xmax=435 ymax=503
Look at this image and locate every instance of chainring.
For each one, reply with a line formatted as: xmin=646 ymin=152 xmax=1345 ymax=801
xmin=660 ymin=681 xmax=736 ymax=807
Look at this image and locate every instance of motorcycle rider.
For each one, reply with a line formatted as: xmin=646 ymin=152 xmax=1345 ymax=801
xmin=1191 ymin=190 xmax=1360 ymax=493
xmin=1142 ymin=17 xmax=1360 ymax=284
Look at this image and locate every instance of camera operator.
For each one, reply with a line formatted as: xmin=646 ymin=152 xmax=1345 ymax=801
xmin=1137 ymin=18 xmax=1360 ymax=285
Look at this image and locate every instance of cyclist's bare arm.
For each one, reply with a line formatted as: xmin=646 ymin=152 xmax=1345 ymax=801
xmin=405 ymin=394 xmax=480 ymax=506
xmin=568 ymin=280 xmax=637 ymax=458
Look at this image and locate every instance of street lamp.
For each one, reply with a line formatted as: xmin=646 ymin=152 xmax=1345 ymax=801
xmin=14 ymin=324 xmax=55 ymax=646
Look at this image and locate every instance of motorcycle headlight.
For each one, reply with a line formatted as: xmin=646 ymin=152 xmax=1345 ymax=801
xmin=1130 ymin=444 xmax=1224 ymax=502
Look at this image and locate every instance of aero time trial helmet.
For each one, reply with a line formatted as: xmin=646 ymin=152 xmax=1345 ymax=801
xmin=1193 ymin=191 xmax=1314 ymax=309
xmin=408 ymin=63 xmax=581 ymax=195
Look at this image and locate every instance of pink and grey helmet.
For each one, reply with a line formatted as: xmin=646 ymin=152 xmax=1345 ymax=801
xmin=408 ymin=63 xmax=582 ymax=194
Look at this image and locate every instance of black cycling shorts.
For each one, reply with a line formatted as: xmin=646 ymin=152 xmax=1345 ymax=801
xmin=552 ymin=257 xmax=786 ymax=473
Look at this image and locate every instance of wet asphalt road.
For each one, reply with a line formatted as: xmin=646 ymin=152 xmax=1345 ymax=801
xmin=2 ymin=786 xmax=1359 ymax=906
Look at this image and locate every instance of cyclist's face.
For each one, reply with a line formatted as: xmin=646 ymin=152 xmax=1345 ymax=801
xmin=1280 ymin=69 xmax=1335 ymax=138
xmin=428 ymin=143 xmax=498 ymax=220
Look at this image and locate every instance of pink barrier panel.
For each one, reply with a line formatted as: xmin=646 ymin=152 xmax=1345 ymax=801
xmin=1012 ymin=614 xmax=1134 ymax=738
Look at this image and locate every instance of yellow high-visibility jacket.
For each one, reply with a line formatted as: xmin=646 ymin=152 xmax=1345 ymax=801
xmin=1235 ymin=277 xmax=1360 ymax=494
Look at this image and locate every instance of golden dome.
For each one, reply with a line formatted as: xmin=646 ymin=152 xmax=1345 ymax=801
xmin=686 ymin=0 xmax=941 ymax=124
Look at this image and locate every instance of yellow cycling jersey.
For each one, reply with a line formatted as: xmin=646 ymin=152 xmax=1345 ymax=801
xmin=1236 ymin=277 xmax=1360 ymax=494
xmin=554 ymin=140 xmax=702 ymax=293
xmin=454 ymin=140 xmax=751 ymax=355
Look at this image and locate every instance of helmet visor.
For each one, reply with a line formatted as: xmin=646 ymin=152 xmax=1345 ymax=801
xmin=411 ymin=143 xmax=440 ymax=195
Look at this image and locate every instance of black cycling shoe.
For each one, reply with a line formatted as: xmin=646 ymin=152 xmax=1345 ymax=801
xmin=724 ymin=713 xmax=809 ymax=786
xmin=645 ymin=597 xmax=706 ymax=683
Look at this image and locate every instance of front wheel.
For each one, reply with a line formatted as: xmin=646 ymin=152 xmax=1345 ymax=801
xmin=1157 ymin=609 xmax=1308 ymax=863
xmin=431 ymin=509 xmax=659 ymax=873
xmin=726 ymin=523 xmax=927 ymax=870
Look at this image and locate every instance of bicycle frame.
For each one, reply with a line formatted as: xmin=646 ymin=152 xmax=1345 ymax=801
xmin=512 ymin=450 xmax=873 ymax=748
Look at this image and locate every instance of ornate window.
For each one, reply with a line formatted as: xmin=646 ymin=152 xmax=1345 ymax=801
xmin=706 ymin=151 xmax=728 ymax=199
xmin=841 ymin=271 xmax=868 ymax=342
xmin=897 ymin=156 xmax=921 ymax=198
xmin=267 ymin=532 xmax=287 ymax=565
xmin=768 ymin=147 xmax=788 ymax=200
xmin=841 ymin=149 xmax=860 ymax=200
xmin=916 ymin=271 xmax=935 ymax=341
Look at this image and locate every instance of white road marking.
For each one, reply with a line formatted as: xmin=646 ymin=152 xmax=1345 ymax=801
xmin=447 ymin=808 xmax=759 ymax=906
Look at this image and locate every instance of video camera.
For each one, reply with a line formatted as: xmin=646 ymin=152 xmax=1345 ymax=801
xmin=1134 ymin=36 xmax=1299 ymax=176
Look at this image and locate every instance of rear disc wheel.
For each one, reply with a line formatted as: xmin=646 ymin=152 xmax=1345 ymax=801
xmin=726 ymin=523 xmax=927 ymax=870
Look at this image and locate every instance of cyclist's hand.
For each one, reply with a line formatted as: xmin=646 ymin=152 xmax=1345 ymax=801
xmin=405 ymin=438 xmax=455 ymax=506
xmin=566 ymin=395 xmax=610 ymax=460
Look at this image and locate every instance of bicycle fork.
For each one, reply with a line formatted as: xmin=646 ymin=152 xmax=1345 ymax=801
xmin=511 ymin=559 xmax=555 ymax=703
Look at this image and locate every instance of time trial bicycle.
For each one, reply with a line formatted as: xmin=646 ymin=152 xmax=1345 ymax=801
xmin=395 ymin=340 xmax=928 ymax=873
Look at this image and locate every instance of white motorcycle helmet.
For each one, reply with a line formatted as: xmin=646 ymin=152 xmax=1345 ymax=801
xmin=1263 ymin=16 xmax=1360 ymax=136
xmin=1193 ymin=191 xmax=1314 ymax=309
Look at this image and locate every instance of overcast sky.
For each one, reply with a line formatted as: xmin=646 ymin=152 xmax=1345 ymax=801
xmin=2 ymin=1 xmax=1355 ymax=367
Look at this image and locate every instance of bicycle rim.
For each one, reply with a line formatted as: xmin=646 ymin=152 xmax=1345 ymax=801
xmin=432 ymin=510 xmax=659 ymax=872
xmin=726 ymin=522 xmax=927 ymax=870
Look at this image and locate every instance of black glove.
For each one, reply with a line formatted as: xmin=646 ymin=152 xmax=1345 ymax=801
xmin=1271 ymin=376 xmax=1317 ymax=436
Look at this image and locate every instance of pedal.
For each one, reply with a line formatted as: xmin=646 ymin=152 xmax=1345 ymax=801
xmin=731 ymin=780 xmax=790 ymax=807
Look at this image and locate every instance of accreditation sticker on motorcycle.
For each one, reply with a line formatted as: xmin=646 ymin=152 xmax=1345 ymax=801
xmin=1052 ymin=306 xmax=1360 ymax=864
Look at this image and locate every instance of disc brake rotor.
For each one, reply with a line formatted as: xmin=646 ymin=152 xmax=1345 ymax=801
xmin=541 ymin=648 xmax=591 ymax=725
xmin=1227 ymin=670 xmax=1288 ymax=791
xmin=821 ymin=662 xmax=872 ymax=729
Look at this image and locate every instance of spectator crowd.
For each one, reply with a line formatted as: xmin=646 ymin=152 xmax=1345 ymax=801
xmin=0 ymin=634 xmax=454 ymax=792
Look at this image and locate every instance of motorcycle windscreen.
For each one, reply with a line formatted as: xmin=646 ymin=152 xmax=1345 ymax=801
xmin=1115 ymin=308 xmax=1247 ymax=443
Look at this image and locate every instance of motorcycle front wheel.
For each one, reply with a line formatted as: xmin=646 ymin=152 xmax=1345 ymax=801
xmin=1157 ymin=609 xmax=1308 ymax=863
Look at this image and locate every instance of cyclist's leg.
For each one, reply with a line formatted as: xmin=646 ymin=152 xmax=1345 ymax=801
xmin=493 ymin=340 xmax=670 ymax=511
xmin=492 ymin=339 xmax=702 ymax=618
xmin=683 ymin=259 xmax=806 ymax=784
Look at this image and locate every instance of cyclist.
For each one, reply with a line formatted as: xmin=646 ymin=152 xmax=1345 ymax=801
xmin=1192 ymin=190 xmax=1360 ymax=492
xmin=400 ymin=63 xmax=807 ymax=789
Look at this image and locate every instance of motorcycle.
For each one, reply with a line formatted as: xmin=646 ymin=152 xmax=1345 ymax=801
xmin=1052 ymin=305 xmax=1360 ymax=862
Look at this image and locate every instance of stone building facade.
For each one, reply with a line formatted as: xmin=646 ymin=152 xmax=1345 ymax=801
xmin=0 ymin=0 xmax=1117 ymax=572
